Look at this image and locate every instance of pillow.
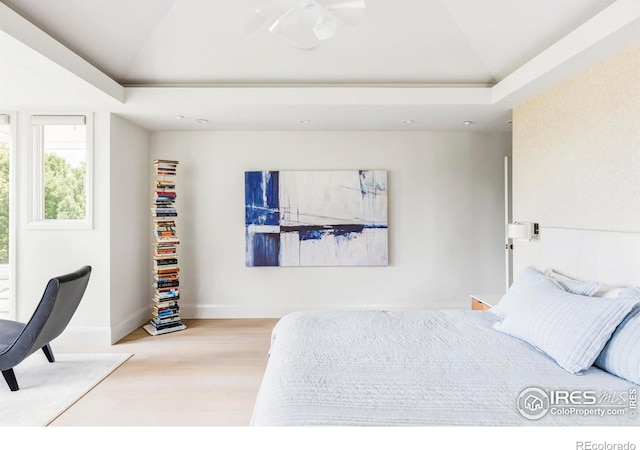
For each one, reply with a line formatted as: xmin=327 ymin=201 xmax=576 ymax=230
xmin=494 ymin=281 xmax=640 ymax=374
xmin=545 ymin=269 xmax=601 ymax=296
xmin=491 ymin=266 xmax=565 ymax=318
xmin=595 ymin=287 xmax=640 ymax=384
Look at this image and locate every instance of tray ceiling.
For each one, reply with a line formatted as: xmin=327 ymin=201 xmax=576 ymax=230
xmin=0 ymin=0 xmax=637 ymax=131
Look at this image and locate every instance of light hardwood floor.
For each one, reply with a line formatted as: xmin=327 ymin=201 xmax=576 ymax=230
xmin=50 ymin=318 xmax=279 ymax=426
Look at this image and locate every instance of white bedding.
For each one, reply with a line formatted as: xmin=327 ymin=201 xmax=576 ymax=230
xmin=251 ymin=310 xmax=639 ymax=426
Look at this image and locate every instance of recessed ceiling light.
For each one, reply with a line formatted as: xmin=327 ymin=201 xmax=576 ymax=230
xmin=196 ymin=119 xmax=209 ymax=124
xmin=299 ymin=119 xmax=311 ymax=124
xmin=401 ymin=119 xmax=415 ymax=124
xmin=176 ymin=115 xmax=185 ymax=120
xmin=463 ymin=121 xmax=473 ymax=125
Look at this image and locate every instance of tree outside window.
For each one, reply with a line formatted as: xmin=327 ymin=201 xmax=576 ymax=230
xmin=0 ymin=142 xmax=8 ymax=264
xmin=44 ymin=152 xmax=86 ymax=220
xmin=29 ymin=115 xmax=92 ymax=229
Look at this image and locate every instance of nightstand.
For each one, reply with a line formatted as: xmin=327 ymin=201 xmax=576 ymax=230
xmin=470 ymin=294 xmax=503 ymax=311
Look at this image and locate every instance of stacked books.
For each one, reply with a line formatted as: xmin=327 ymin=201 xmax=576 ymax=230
xmin=155 ymin=159 xmax=177 ymax=176
xmin=144 ymin=159 xmax=186 ymax=336
xmin=152 ymin=168 xmax=178 ymax=218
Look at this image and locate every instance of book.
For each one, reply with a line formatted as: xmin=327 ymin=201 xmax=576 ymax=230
xmin=153 ymin=273 xmax=180 ymax=282
xmin=154 ymin=280 xmax=179 ymax=286
xmin=156 ymin=238 xmax=180 ymax=245
xmin=154 ymin=294 xmax=180 ymax=302
xmin=152 ymin=300 xmax=178 ymax=308
xmin=143 ymin=323 xmax=186 ymax=336
xmin=155 ymin=268 xmax=179 ymax=276
xmin=156 ymin=169 xmax=177 ymax=176
xmin=153 ymin=320 xmax=185 ymax=331
xmin=154 ymin=258 xmax=178 ymax=266
xmin=156 ymin=280 xmax=179 ymax=288
xmin=155 ymin=180 xmax=175 ymax=189
xmin=156 ymin=287 xmax=178 ymax=296
xmin=156 ymin=309 xmax=180 ymax=317
xmin=151 ymin=317 xmax=182 ymax=326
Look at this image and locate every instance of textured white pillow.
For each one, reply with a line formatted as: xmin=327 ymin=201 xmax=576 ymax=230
xmin=595 ymin=288 xmax=640 ymax=384
xmin=545 ymin=269 xmax=601 ymax=296
xmin=491 ymin=266 xmax=564 ymax=318
xmin=494 ymin=282 xmax=640 ymax=374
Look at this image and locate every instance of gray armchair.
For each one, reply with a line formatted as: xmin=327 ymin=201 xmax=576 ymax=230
xmin=0 ymin=266 xmax=91 ymax=391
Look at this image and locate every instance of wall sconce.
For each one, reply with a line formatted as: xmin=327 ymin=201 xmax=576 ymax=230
xmin=507 ymin=222 xmax=539 ymax=242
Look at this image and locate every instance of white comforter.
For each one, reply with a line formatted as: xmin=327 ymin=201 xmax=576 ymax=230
xmin=251 ymin=310 xmax=639 ymax=426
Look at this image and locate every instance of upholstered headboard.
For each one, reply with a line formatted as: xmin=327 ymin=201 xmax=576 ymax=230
xmin=540 ymin=227 xmax=640 ymax=288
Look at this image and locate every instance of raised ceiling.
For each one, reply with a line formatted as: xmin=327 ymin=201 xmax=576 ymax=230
xmin=0 ymin=0 xmax=638 ymax=131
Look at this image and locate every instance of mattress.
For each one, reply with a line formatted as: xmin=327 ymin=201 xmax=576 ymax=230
xmin=251 ymin=309 xmax=639 ymax=426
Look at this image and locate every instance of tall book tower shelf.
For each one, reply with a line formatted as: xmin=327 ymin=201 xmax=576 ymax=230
xmin=143 ymin=159 xmax=186 ymax=336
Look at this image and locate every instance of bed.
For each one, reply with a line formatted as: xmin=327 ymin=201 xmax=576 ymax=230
xmin=251 ymin=229 xmax=640 ymax=426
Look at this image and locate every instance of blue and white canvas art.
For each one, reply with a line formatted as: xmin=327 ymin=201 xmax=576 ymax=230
xmin=245 ymin=170 xmax=388 ymax=267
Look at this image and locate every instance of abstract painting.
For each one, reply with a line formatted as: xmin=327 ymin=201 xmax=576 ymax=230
xmin=245 ymin=170 xmax=388 ymax=266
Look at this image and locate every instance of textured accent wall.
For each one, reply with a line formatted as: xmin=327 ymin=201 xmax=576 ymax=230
xmin=512 ymin=45 xmax=640 ymax=274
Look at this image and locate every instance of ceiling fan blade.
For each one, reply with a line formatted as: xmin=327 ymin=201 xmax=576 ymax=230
xmin=269 ymin=6 xmax=320 ymax=49
xmin=321 ymin=0 xmax=366 ymax=7
xmin=245 ymin=7 xmax=281 ymax=33
xmin=313 ymin=14 xmax=338 ymax=41
xmin=248 ymin=0 xmax=364 ymax=47
xmin=245 ymin=0 xmax=299 ymax=33
xmin=325 ymin=0 xmax=366 ymax=25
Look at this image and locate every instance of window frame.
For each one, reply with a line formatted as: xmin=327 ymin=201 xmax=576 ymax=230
xmin=27 ymin=113 xmax=94 ymax=230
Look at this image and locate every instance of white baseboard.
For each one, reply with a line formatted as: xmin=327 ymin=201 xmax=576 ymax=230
xmin=181 ymin=304 xmax=297 ymax=319
xmin=52 ymin=305 xmax=150 ymax=346
xmin=52 ymin=326 xmax=112 ymax=347
xmin=180 ymin=302 xmax=456 ymax=319
xmin=109 ymin=304 xmax=150 ymax=344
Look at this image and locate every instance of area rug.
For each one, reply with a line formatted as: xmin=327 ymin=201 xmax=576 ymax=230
xmin=0 ymin=352 xmax=132 ymax=426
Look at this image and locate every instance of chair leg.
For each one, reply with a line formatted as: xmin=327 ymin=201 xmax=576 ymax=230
xmin=2 ymin=369 xmax=19 ymax=391
xmin=42 ymin=344 xmax=55 ymax=363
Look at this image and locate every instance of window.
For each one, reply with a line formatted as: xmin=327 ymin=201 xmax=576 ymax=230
xmin=29 ymin=114 xmax=93 ymax=229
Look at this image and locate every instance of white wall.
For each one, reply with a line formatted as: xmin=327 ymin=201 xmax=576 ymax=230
xmin=15 ymin=112 xmax=112 ymax=345
xmin=109 ymin=114 xmax=150 ymax=343
xmin=13 ymin=112 xmax=150 ymax=346
xmin=151 ymin=131 xmax=511 ymax=317
xmin=512 ymin=45 xmax=640 ymax=276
